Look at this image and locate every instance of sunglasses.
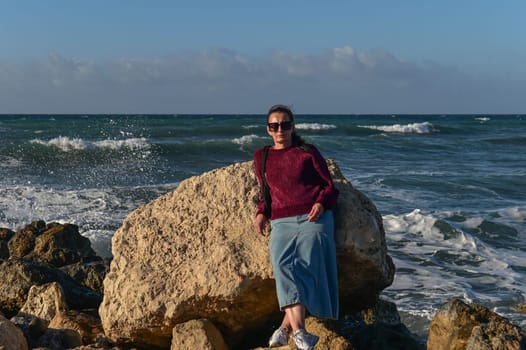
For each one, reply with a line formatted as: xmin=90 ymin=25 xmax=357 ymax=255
xmin=268 ymin=121 xmax=293 ymax=132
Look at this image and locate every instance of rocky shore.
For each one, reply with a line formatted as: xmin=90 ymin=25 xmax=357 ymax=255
xmin=1 ymin=160 xmax=524 ymax=350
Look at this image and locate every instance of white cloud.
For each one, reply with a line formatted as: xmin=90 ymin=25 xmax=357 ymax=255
xmin=0 ymin=46 xmax=524 ymax=114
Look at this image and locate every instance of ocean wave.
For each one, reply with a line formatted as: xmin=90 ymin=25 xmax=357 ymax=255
xmin=231 ymin=134 xmax=260 ymax=145
xmin=382 ymin=208 xmax=526 ymax=331
xmin=499 ymin=207 xmax=526 ymax=221
xmin=359 ymin=122 xmax=435 ymax=134
xmin=475 ymin=117 xmax=491 ymax=122
xmin=30 ymin=136 xmax=151 ymax=151
xmin=242 ymin=124 xmax=260 ymax=130
xmin=295 ymin=123 xmax=337 ymax=131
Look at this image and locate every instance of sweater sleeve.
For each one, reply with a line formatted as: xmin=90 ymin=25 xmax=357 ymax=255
xmin=253 ymin=148 xmax=268 ymax=217
xmin=310 ymin=146 xmax=339 ymax=210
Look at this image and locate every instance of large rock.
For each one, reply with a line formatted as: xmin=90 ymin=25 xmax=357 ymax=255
xmin=427 ymin=298 xmax=526 ymax=350
xmin=0 ymin=258 xmax=102 ymax=317
xmin=8 ymin=221 xmax=98 ymax=267
xmin=0 ymin=221 xmax=105 ymax=318
xmin=0 ymin=312 xmax=28 ymax=350
xmin=171 ymin=319 xmax=228 ymax=350
xmin=0 ymin=228 xmax=14 ymax=259
xmin=99 ymin=160 xmax=394 ymax=348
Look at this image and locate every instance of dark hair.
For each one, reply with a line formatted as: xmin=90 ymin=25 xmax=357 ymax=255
xmin=267 ymin=104 xmax=310 ymax=152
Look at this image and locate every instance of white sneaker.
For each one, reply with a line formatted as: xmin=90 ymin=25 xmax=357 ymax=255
xmin=268 ymin=327 xmax=289 ymax=347
xmin=292 ymin=329 xmax=319 ymax=350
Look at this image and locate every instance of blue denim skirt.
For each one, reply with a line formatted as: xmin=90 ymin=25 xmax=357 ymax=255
xmin=269 ymin=211 xmax=339 ymax=319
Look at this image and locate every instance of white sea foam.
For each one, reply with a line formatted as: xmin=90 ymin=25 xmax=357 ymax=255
xmin=242 ymin=124 xmax=260 ymax=129
xmin=30 ymin=136 xmax=151 ymax=151
xmin=0 ymin=184 xmax=175 ymax=258
xmin=475 ymin=117 xmax=491 ymax=122
xmin=498 ymin=206 xmax=526 ymax=221
xmin=359 ymin=122 xmax=434 ymax=134
xmin=382 ymin=208 xmax=526 ymax=331
xmin=231 ymin=134 xmax=260 ymax=145
xmin=294 ymin=123 xmax=337 ymax=131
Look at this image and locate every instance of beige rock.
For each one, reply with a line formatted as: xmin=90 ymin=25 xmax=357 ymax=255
xmin=100 ymin=160 xmax=394 ymax=348
xmin=427 ymin=298 xmax=526 ymax=350
xmin=48 ymin=310 xmax=105 ymax=345
xmin=251 ymin=317 xmax=352 ymax=350
xmin=19 ymin=282 xmax=67 ymax=323
xmin=0 ymin=312 xmax=28 ymax=350
xmin=171 ymin=319 xmax=228 ymax=350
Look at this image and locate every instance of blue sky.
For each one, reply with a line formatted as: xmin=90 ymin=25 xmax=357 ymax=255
xmin=1 ymin=0 xmax=525 ymax=114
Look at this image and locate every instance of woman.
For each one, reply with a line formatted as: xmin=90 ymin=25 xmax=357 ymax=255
xmin=253 ymin=104 xmax=339 ymax=350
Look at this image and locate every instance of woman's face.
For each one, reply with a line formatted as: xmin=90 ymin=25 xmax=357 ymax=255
xmin=267 ymin=111 xmax=294 ymax=149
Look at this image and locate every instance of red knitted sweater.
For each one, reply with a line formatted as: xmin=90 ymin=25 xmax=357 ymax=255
xmin=253 ymin=145 xmax=339 ymax=220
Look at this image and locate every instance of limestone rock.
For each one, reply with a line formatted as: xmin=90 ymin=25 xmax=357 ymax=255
xmin=0 ymin=227 xmax=14 ymax=260
xmin=37 ymin=327 xmax=83 ymax=349
xmin=19 ymin=282 xmax=68 ymax=323
xmin=0 ymin=312 xmax=29 ymax=350
xmin=60 ymin=259 xmax=110 ymax=295
xmin=171 ymin=319 xmax=228 ymax=350
xmin=8 ymin=220 xmax=45 ymax=258
xmin=0 ymin=258 xmax=102 ymax=317
xmin=8 ymin=221 xmax=98 ymax=267
xmin=427 ymin=298 xmax=526 ymax=350
xmin=48 ymin=310 xmax=105 ymax=345
xmin=100 ymin=160 xmax=394 ymax=348
xmin=466 ymin=321 xmax=526 ymax=350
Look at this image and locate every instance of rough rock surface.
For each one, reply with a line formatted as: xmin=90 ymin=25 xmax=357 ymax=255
xmin=100 ymin=160 xmax=395 ymax=348
xmin=427 ymin=298 xmax=526 ymax=350
xmin=0 ymin=221 xmax=105 ymax=318
xmin=0 ymin=228 xmax=14 ymax=259
xmin=0 ymin=258 xmax=101 ymax=317
xmin=171 ymin=318 xmax=228 ymax=350
xmin=18 ymin=282 xmax=68 ymax=324
xmin=0 ymin=312 xmax=28 ymax=350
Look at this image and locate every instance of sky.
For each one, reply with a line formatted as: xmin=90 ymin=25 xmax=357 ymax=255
xmin=1 ymin=0 xmax=525 ymax=114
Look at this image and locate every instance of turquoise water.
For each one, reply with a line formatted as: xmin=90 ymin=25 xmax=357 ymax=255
xmin=0 ymin=114 xmax=525 ymax=337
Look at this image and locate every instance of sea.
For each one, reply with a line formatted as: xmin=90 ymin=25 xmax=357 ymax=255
xmin=0 ymin=114 xmax=525 ymax=339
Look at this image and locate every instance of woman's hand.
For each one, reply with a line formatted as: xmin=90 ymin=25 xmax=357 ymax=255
xmin=254 ymin=213 xmax=268 ymax=235
xmin=308 ymin=203 xmax=324 ymax=222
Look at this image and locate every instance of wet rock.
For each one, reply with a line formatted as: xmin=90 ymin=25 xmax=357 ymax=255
xmin=427 ymin=298 xmax=526 ymax=350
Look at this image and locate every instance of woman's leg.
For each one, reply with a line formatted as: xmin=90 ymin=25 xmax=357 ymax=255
xmin=283 ymin=303 xmax=306 ymax=331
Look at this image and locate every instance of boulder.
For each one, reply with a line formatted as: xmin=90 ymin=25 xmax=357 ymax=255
xmin=171 ymin=319 xmax=228 ymax=350
xmin=99 ymin=160 xmax=394 ymax=348
xmin=19 ymin=282 xmax=68 ymax=323
xmin=0 ymin=227 xmax=14 ymax=259
xmin=427 ymin=298 xmax=526 ymax=350
xmin=48 ymin=310 xmax=105 ymax=345
xmin=0 ymin=312 xmax=28 ymax=350
xmin=0 ymin=258 xmax=102 ymax=317
xmin=8 ymin=221 xmax=98 ymax=267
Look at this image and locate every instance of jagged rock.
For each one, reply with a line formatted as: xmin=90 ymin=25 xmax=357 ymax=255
xmin=37 ymin=327 xmax=83 ymax=349
xmin=48 ymin=310 xmax=105 ymax=345
xmin=466 ymin=321 xmax=526 ymax=350
xmin=0 ymin=312 xmax=29 ymax=350
xmin=0 ymin=258 xmax=102 ymax=317
xmin=171 ymin=319 xmax=228 ymax=350
xmin=8 ymin=220 xmax=45 ymax=258
xmin=60 ymin=259 xmax=111 ymax=295
xmin=427 ymin=298 xmax=526 ymax=350
xmin=19 ymin=282 xmax=68 ymax=323
xmin=0 ymin=227 xmax=15 ymax=259
xmin=99 ymin=160 xmax=394 ymax=348
xmin=8 ymin=221 xmax=98 ymax=267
